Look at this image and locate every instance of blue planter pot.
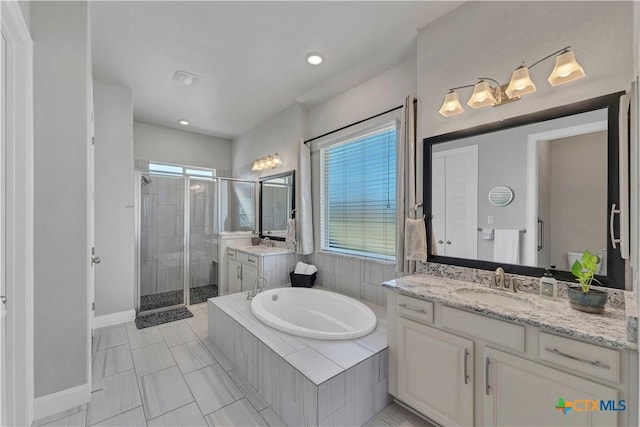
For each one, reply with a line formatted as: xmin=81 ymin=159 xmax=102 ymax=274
xmin=567 ymin=286 xmax=607 ymax=314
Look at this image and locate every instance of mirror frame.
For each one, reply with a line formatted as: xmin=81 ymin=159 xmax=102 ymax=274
xmin=259 ymin=170 xmax=296 ymax=241
xmin=423 ymin=92 xmax=626 ymax=289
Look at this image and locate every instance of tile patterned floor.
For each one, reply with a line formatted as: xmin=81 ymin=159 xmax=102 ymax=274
xmin=33 ymin=303 xmax=434 ymax=427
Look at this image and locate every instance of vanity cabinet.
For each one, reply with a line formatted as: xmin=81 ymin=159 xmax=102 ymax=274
xmin=387 ymin=290 xmax=636 ymax=427
xmin=226 ymin=247 xmax=296 ymax=294
xmin=397 ymin=317 xmax=474 ymax=426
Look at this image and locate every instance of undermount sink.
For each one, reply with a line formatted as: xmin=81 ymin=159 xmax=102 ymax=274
xmin=454 ymin=287 xmax=533 ymax=309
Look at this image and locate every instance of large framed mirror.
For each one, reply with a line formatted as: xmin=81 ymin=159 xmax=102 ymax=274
xmin=259 ymin=170 xmax=296 ymax=241
xmin=423 ymin=92 xmax=627 ymax=289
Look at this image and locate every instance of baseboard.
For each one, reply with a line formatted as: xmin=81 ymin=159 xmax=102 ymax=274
xmin=94 ymin=309 xmax=136 ymax=329
xmin=33 ymin=383 xmax=90 ymax=421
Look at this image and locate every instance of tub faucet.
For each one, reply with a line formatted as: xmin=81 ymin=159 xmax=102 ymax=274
xmin=247 ymin=276 xmax=268 ymax=300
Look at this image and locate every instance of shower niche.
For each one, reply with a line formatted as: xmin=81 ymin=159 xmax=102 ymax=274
xmin=136 ymin=163 xmax=255 ymax=313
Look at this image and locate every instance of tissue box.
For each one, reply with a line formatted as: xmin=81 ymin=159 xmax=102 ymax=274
xmin=290 ymin=271 xmax=316 ymax=288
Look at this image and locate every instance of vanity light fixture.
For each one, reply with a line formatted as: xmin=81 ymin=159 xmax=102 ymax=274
xmin=251 ymin=153 xmax=282 ymax=171
xmin=439 ymin=46 xmax=586 ymax=117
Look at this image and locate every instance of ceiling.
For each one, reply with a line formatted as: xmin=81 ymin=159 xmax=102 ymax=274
xmin=90 ymin=1 xmax=462 ymax=139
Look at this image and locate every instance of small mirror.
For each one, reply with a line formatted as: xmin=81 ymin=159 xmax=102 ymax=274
xmin=259 ymin=171 xmax=295 ymax=240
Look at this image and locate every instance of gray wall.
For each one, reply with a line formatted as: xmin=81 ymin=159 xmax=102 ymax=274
xmin=32 ymin=0 xmax=89 ymax=397
xmin=93 ymin=81 xmax=135 ymax=317
xmin=134 ymin=121 xmax=232 ymax=170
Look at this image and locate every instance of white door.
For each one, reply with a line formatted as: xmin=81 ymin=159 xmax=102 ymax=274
xmin=484 ymin=348 xmax=618 ymax=426
xmin=397 ymin=317 xmax=474 ymax=426
xmin=1 ymin=29 xmax=7 ymax=427
xmin=431 ymin=155 xmax=446 ymax=256
xmin=432 ymin=146 xmax=478 ymax=258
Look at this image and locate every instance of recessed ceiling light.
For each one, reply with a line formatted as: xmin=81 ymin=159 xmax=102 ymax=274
xmin=173 ymin=70 xmax=201 ymax=86
xmin=306 ymin=52 xmax=324 ymax=65
xmin=178 ymin=119 xmax=190 ymax=126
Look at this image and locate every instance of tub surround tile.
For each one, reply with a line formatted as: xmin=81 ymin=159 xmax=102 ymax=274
xmin=170 ymin=340 xmax=216 ymax=374
xmin=92 ymin=407 xmax=146 ymax=427
xmin=139 ymin=366 xmax=194 ymax=420
xmin=93 ymin=325 xmax=129 ymax=353
xmin=229 ymin=368 xmax=269 ymax=411
xmin=92 ymin=344 xmax=134 ymax=381
xmin=87 ymin=370 xmax=141 ymax=425
xmin=131 ymin=342 xmax=176 ymax=377
xmin=202 ymin=337 xmax=235 ymax=372
xmin=259 ymin=407 xmax=286 ymax=427
xmin=284 ymin=347 xmax=343 ymax=385
xmin=184 ymin=364 xmax=244 ymax=416
xmin=205 ymin=398 xmax=268 ymax=427
xmin=384 ymin=273 xmax=636 ymax=350
xmin=147 ymin=402 xmax=207 ymax=427
xmin=299 ymin=337 xmax=374 ymax=370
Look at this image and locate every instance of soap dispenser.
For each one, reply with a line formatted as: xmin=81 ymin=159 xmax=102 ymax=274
xmin=539 ymin=266 xmax=557 ymax=299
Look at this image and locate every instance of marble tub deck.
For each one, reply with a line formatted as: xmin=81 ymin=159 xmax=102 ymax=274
xmin=384 ymin=273 xmax=637 ymax=350
xmin=208 ymin=290 xmax=391 ymax=426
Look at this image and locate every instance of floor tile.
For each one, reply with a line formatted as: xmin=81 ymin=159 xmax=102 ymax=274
xmin=362 ymin=414 xmax=392 ymax=427
xmin=126 ymin=322 xmax=165 ymax=350
xmin=205 ymin=398 xmax=268 ymax=427
xmin=376 ymin=402 xmax=435 ymax=427
xmin=259 ymin=407 xmax=286 ymax=427
xmin=93 ymin=325 xmax=128 ymax=353
xmin=139 ymin=366 xmax=194 ymax=420
xmin=160 ymin=320 xmax=199 ymax=347
xmin=170 ymin=340 xmax=216 ymax=374
xmin=91 ymin=406 xmax=146 ymax=427
xmin=184 ymin=364 xmax=244 ymax=416
xmin=92 ymin=344 xmax=134 ymax=380
xmin=131 ymin=341 xmax=176 ymax=377
xmin=147 ymin=402 xmax=207 ymax=426
xmin=186 ymin=314 xmax=208 ymax=339
xmin=87 ymin=370 xmax=142 ymax=425
xmin=34 ymin=405 xmax=87 ymax=427
xmin=42 ymin=411 xmax=86 ymax=427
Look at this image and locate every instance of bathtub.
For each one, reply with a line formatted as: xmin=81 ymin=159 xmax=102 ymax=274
xmin=250 ymin=288 xmax=377 ymax=340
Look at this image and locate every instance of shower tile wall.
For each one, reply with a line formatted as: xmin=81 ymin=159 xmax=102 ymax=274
xmin=141 ymin=176 xmax=185 ymax=297
xmin=190 ymin=181 xmax=217 ymax=289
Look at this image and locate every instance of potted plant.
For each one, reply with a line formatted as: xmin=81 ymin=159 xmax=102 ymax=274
xmin=568 ymin=250 xmax=607 ymax=314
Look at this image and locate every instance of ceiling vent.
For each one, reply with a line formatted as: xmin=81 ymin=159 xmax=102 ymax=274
xmin=173 ymin=70 xmax=201 ymax=86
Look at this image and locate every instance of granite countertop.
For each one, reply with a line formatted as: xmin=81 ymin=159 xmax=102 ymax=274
xmin=229 ymin=244 xmax=295 ymax=256
xmin=383 ymin=274 xmax=637 ymax=350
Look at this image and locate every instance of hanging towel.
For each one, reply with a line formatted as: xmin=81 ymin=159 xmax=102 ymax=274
xmin=286 ymin=218 xmax=297 ymax=244
xmin=405 ymin=218 xmax=427 ymax=261
xmin=493 ymin=229 xmax=520 ymax=264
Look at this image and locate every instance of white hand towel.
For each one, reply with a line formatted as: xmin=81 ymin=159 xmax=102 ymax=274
xmin=286 ymin=218 xmax=297 ymax=243
xmin=405 ymin=218 xmax=427 ymax=261
xmin=493 ymin=229 xmax=520 ymax=264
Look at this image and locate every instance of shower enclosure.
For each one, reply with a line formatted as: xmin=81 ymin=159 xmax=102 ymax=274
xmin=135 ymin=164 xmax=255 ymax=314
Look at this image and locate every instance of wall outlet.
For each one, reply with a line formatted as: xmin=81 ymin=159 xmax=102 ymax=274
xmin=487 ymin=216 xmax=494 ymax=225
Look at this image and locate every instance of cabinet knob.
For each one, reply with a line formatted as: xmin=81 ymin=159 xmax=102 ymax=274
xmin=446 ymin=240 xmax=452 ymax=245
xmin=438 ymin=240 xmax=444 ymax=244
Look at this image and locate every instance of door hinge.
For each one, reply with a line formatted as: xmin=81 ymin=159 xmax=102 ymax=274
xmin=92 ymin=136 xmax=95 ymax=145
xmin=92 ymin=302 xmax=95 ymax=311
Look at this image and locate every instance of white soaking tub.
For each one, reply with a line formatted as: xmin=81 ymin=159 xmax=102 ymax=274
xmin=250 ymin=287 xmax=377 ymax=340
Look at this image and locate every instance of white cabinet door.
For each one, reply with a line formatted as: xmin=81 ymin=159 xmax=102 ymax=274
xmin=228 ymin=259 xmax=242 ymax=294
xmin=397 ymin=317 xmax=474 ymax=426
xmin=242 ymin=264 xmax=258 ymax=292
xmin=484 ymin=348 xmax=619 ymax=427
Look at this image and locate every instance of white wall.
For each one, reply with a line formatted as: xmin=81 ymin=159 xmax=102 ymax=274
xmin=306 ymin=58 xmax=417 ymax=306
xmin=134 ymin=121 xmax=232 ymax=171
xmin=417 ymin=1 xmax=633 ymax=139
xmin=93 ymin=81 xmax=135 ymax=317
xmin=231 ymin=103 xmax=305 ymax=179
xmin=17 ymin=0 xmax=29 ymax=29
xmin=32 ymin=0 xmax=90 ymax=398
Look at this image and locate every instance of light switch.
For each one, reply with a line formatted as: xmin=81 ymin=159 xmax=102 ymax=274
xmin=487 ymin=216 xmax=494 ymax=225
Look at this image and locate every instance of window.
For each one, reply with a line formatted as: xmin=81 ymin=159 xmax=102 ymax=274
xmin=320 ymin=123 xmax=397 ymax=260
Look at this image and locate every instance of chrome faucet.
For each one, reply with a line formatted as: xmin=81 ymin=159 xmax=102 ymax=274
xmin=247 ymin=276 xmax=268 ymax=300
xmin=262 ymin=236 xmax=272 ymax=248
xmin=489 ymin=267 xmax=517 ymax=292
xmin=494 ymin=267 xmax=505 ymax=288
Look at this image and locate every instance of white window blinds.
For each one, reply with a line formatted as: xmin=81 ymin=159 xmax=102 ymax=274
xmin=320 ymin=123 xmax=397 ymax=260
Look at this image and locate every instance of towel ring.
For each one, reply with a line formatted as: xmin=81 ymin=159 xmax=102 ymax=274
xmin=408 ymin=202 xmax=424 ymax=219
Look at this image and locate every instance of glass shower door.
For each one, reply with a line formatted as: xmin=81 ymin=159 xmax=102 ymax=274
xmin=139 ymin=174 xmax=186 ymax=312
xmin=188 ymin=178 xmax=218 ymax=304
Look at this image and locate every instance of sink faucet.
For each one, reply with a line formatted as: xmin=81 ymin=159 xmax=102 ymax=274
xmin=247 ymin=276 xmax=268 ymax=300
xmin=262 ymin=236 xmax=272 ymax=248
xmin=494 ymin=267 xmax=505 ymax=288
xmin=489 ymin=267 xmax=517 ymax=292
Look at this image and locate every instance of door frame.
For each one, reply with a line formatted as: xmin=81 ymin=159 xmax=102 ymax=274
xmin=1 ymin=1 xmax=35 ymax=425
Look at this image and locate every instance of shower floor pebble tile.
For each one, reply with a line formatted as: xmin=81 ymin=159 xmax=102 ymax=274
xmin=33 ymin=302 xmax=433 ymax=427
